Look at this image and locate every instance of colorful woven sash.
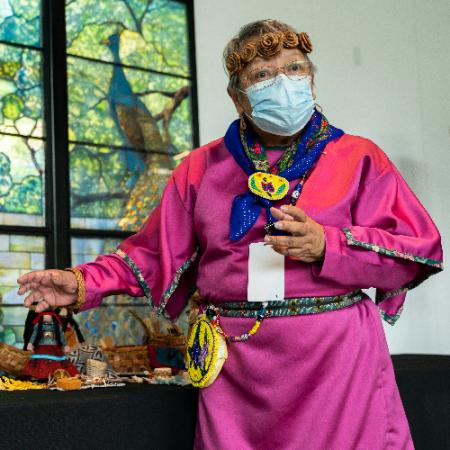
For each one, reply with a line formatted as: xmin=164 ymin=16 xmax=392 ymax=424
xmin=207 ymin=290 xmax=364 ymax=319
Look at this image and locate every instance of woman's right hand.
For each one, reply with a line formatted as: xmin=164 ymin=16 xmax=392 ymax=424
xmin=17 ymin=270 xmax=78 ymax=313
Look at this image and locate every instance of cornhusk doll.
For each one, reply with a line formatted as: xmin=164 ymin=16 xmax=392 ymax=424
xmin=23 ymin=311 xmax=79 ymax=380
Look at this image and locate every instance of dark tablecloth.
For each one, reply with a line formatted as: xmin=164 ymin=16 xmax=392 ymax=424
xmin=0 ymin=355 xmax=448 ymax=450
xmin=392 ymin=355 xmax=450 ymax=450
xmin=0 ymin=384 xmax=198 ymax=450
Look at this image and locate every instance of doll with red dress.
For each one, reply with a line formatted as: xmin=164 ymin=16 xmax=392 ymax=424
xmin=23 ymin=311 xmax=79 ymax=380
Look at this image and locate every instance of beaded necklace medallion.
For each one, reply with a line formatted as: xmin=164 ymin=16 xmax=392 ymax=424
xmin=240 ymin=128 xmax=298 ymax=203
xmin=226 ymin=110 xmax=344 ymax=241
xmin=239 ymin=126 xmax=308 ymax=231
xmin=240 ymin=126 xmax=299 ymax=175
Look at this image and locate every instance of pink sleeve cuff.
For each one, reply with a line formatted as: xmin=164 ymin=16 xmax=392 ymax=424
xmin=75 ymin=253 xmax=146 ymax=312
xmin=311 ymin=225 xmax=348 ymax=283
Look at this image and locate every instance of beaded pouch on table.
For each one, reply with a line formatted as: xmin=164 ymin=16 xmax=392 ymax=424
xmin=186 ymin=315 xmax=228 ymax=388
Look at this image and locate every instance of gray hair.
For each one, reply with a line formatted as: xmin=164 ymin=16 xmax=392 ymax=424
xmin=223 ymin=19 xmax=315 ymax=90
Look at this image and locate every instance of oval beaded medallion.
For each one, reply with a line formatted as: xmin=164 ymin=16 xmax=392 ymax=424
xmin=248 ymin=172 xmax=289 ymax=200
xmin=186 ymin=315 xmax=228 ymax=388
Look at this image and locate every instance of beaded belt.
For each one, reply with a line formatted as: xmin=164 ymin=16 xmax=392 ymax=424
xmin=208 ymin=290 xmax=364 ymax=319
xmin=186 ymin=290 xmax=366 ymax=385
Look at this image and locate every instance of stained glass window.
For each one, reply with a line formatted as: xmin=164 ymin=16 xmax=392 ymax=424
xmin=0 ymin=234 xmax=45 ymax=347
xmin=71 ymin=236 xmax=191 ymax=345
xmin=66 ymin=0 xmax=194 ymax=231
xmin=0 ymin=1 xmax=197 ymax=350
xmin=0 ymin=134 xmax=45 ymax=226
xmin=66 ymin=0 xmax=195 ymax=345
xmin=0 ymin=16 xmax=45 ymax=227
xmin=0 ymin=0 xmax=41 ymax=47
xmin=0 ymin=0 xmax=46 ymax=347
xmin=71 ymin=236 xmax=151 ymax=345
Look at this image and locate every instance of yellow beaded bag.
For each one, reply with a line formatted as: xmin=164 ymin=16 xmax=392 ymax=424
xmin=185 ymin=315 xmax=228 ymax=388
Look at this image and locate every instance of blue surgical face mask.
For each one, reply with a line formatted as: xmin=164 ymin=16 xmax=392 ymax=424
xmin=243 ymin=74 xmax=315 ymax=136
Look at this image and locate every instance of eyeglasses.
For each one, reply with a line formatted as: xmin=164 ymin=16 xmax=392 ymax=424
xmin=241 ymin=60 xmax=312 ymax=86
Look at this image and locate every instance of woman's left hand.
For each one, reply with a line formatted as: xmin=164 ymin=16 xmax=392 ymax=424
xmin=264 ymin=205 xmax=325 ymax=263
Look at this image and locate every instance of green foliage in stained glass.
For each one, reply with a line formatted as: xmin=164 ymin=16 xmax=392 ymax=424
xmin=0 ymin=44 xmax=44 ymax=137
xmin=70 ymin=236 xmax=191 ymax=346
xmin=66 ymin=0 xmax=189 ymax=76
xmin=2 ymin=93 xmax=24 ymax=119
xmin=0 ymin=152 xmax=12 ymax=196
xmin=0 ymin=60 xmax=20 ymax=78
xmin=0 ymin=43 xmax=44 ymax=224
xmin=0 ymin=0 xmax=41 ymax=48
xmin=0 ymin=234 xmax=45 ymax=348
xmin=77 ymin=305 xmax=150 ymax=346
xmin=4 ymin=175 xmax=42 ymax=214
xmin=70 ymin=146 xmax=151 ymax=228
xmin=66 ymin=0 xmax=194 ymax=231
xmin=0 ymin=136 xmax=44 ymax=221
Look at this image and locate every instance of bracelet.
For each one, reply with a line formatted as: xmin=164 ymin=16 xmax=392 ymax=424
xmin=64 ymin=268 xmax=86 ymax=312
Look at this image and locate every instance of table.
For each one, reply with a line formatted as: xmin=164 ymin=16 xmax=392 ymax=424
xmin=0 ymin=384 xmax=198 ymax=450
xmin=393 ymin=355 xmax=450 ymax=450
xmin=0 ymin=355 xmax=449 ymax=450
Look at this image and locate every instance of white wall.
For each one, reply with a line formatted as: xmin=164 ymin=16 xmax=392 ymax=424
xmin=194 ymin=0 xmax=450 ymax=354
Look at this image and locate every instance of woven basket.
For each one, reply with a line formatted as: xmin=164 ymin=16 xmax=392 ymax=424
xmin=0 ymin=343 xmax=31 ymax=377
xmin=149 ymin=334 xmax=186 ymax=347
xmin=103 ymin=345 xmax=151 ymax=375
xmin=86 ymin=359 xmax=107 ymax=379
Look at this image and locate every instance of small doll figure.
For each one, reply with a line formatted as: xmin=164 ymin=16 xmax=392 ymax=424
xmin=23 ymin=311 xmax=79 ymax=380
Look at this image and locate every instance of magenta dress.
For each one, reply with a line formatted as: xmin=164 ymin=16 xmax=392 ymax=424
xmin=77 ymin=133 xmax=442 ymax=449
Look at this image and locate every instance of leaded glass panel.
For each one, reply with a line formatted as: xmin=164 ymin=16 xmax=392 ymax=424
xmin=67 ymin=56 xmax=192 ymax=150
xmin=0 ymin=43 xmax=44 ymax=137
xmin=0 ymin=0 xmax=41 ymax=48
xmin=70 ymin=236 xmax=191 ymax=345
xmin=66 ymin=0 xmax=190 ymax=76
xmin=0 ymin=41 xmax=45 ymax=226
xmin=77 ymin=305 xmax=152 ymax=346
xmin=0 ymin=233 xmax=45 ymax=348
xmin=70 ymin=145 xmax=170 ymax=231
xmin=72 ymin=236 xmax=151 ymax=345
xmin=0 ymin=134 xmax=45 ymax=226
xmin=71 ymin=236 xmax=147 ymax=306
xmin=66 ymin=1 xmax=194 ymax=231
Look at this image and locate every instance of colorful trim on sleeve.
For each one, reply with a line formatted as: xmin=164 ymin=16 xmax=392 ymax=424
xmin=378 ymin=307 xmax=403 ymax=326
xmin=343 ymin=228 xmax=443 ymax=269
xmin=342 ymin=228 xmax=443 ymax=325
xmin=114 ymin=249 xmax=154 ymax=308
xmin=375 ymin=275 xmax=434 ymax=302
xmin=157 ymin=247 xmax=199 ymax=315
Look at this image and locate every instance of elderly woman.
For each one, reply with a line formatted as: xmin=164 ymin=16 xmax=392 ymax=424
xmin=19 ymin=20 xmax=442 ymax=450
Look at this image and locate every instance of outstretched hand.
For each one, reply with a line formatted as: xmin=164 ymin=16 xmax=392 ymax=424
xmin=17 ymin=270 xmax=78 ymax=313
xmin=264 ymin=205 xmax=326 ymax=263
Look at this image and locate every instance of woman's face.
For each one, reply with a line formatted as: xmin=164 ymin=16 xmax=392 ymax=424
xmin=229 ymin=46 xmax=315 ymax=117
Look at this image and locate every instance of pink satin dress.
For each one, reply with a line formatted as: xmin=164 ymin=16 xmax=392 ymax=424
xmin=77 ymin=134 xmax=443 ymax=450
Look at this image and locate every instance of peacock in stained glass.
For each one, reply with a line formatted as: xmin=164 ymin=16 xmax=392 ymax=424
xmin=101 ymin=31 xmax=189 ymax=231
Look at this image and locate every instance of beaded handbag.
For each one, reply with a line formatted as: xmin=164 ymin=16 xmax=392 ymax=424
xmin=185 ymin=315 xmax=228 ymax=388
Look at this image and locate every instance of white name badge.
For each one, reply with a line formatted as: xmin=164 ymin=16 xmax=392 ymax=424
xmin=247 ymin=242 xmax=285 ymax=302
